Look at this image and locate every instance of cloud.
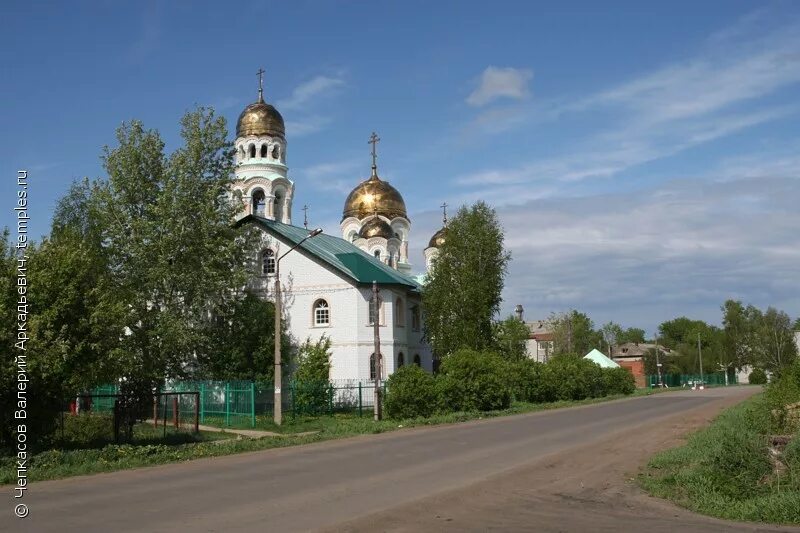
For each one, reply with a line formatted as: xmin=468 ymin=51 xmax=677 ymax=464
xmin=466 ymin=67 xmax=533 ymax=107
xmin=297 ymin=158 xmax=362 ymax=194
xmin=278 ymin=75 xmax=345 ymax=111
xmin=285 ymin=116 xmax=333 ymax=137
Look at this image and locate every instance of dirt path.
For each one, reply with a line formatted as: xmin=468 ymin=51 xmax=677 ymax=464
xmin=330 ymin=388 xmax=798 ymax=533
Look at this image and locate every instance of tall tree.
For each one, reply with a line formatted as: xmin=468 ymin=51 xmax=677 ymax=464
xmin=493 ymin=315 xmax=530 ymax=361
xmin=550 ymin=310 xmax=602 ymax=356
xmin=422 ymin=201 xmax=510 ymax=358
xmin=752 ymin=307 xmax=797 ymax=373
xmin=92 ymin=109 xmax=257 ymax=394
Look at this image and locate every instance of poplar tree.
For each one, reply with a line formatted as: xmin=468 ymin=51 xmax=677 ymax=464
xmin=422 ymin=201 xmax=510 ymax=359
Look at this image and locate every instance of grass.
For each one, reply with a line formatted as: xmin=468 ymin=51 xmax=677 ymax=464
xmin=1 ymin=386 xmax=675 ymax=484
xmin=638 ymin=393 xmax=800 ymax=525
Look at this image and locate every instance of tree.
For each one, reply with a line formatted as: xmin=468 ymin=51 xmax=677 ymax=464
xmin=752 ymin=307 xmax=797 ymax=374
xmin=493 ymin=315 xmax=529 ymax=361
xmin=91 ymin=109 xmax=257 ymax=402
xmin=620 ymin=327 xmax=646 ymax=344
xmin=291 ymin=336 xmax=333 ymax=414
xmin=422 ymin=202 xmax=510 ymax=358
xmin=550 ymin=310 xmax=602 ymax=356
xmin=600 ymin=322 xmax=623 ymax=354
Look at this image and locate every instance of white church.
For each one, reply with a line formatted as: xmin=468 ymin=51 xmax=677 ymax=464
xmin=229 ymin=77 xmax=446 ymax=382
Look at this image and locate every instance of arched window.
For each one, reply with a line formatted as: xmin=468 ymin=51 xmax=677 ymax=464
xmin=413 ymin=354 xmax=421 ymax=367
xmin=249 ymin=144 xmax=256 ymax=158
xmin=411 ymin=305 xmax=420 ymax=331
xmin=260 ymin=144 xmax=268 ymax=158
xmin=252 ymin=189 xmax=266 ymax=216
xmin=395 ymin=297 xmax=405 ymax=326
xmin=370 ymin=353 xmax=383 ymax=380
xmin=313 ymin=299 xmax=330 ymax=326
xmin=274 ymin=192 xmax=283 ymax=221
xmin=262 ymin=248 xmax=275 ymax=275
xmin=374 ymin=250 xmax=381 ymax=259
xmin=397 ymin=352 xmax=404 ymax=368
xmin=368 ymin=296 xmax=381 ymax=326
xmin=272 ymin=144 xmax=280 ymax=160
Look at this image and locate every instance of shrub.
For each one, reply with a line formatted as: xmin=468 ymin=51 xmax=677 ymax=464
xmin=439 ymin=349 xmax=511 ymax=412
xmin=506 ymin=359 xmax=546 ymax=403
xmin=603 ymin=367 xmax=636 ymax=395
xmin=292 ymin=336 xmax=332 ymax=415
xmin=749 ymin=367 xmax=768 ymax=385
xmin=384 ymin=365 xmax=441 ymax=419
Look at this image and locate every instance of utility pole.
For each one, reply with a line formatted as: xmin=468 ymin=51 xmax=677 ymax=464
xmin=697 ymin=332 xmax=704 ymax=388
xmin=655 ymin=335 xmax=662 ymax=388
xmin=373 ymin=281 xmax=382 ymax=421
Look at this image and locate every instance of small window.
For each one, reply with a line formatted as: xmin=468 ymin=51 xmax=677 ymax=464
xmin=272 ymin=145 xmax=280 ymax=160
xmin=262 ymin=249 xmax=275 ymax=275
xmin=411 ymin=305 xmax=420 ymax=331
xmin=313 ymin=299 xmax=330 ymax=326
xmin=249 ymin=144 xmax=256 ymax=158
xmin=397 ymin=352 xmax=404 ymax=368
xmin=370 ymin=353 xmax=383 ymax=380
xmin=374 ymin=250 xmax=381 ymax=259
xmin=260 ymin=144 xmax=268 ymax=158
xmin=252 ymin=189 xmax=266 ymax=216
xmin=413 ymin=354 xmax=421 ymax=367
xmin=395 ymin=297 xmax=405 ymax=326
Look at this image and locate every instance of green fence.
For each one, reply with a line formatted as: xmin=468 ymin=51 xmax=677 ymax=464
xmin=646 ymin=372 xmax=738 ymax=388
xmin=90 ymin=379 xmax=386 ymax=428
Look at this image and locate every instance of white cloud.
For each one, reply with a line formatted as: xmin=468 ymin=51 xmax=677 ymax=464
xmin=278 ymin=75 xmax=345 ymax=111
xmin=285 ymin=116 xmax=332 ymax=137
xmin=466 ymin=66 xmax=533 ymax=107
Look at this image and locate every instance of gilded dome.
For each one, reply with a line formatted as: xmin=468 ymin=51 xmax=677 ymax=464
xmin=428 ymin=226 xmax=447 ymax=248
xmin=236 ymin=99 xmax=285 ymax=138
xmin=343 ymin=172 xmax=408 ymax=222
xmin=359 ymin=217 xmax=396 ymax=240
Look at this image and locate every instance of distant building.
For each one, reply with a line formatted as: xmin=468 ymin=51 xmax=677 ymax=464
xmin=610 ymin=342 xmax=670 ymax=388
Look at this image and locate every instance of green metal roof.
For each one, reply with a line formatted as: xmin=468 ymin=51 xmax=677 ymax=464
xmin=583 ymin=348 xmax=620 ymax=368
xmin=239 ymin=215 xmax=421 ymax=291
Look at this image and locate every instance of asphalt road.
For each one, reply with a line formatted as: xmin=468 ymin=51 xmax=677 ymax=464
xmin=12 ymin=386 xmax=793 ymax=533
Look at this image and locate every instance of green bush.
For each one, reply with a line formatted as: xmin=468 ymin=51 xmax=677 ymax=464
xmin=749 ymin=367 xmax=768 ymax=385
xmin=603 ymin=367 xmax=636 ymax=395
xmin=506 ymin=359 xmax=546 ymax=403
xmin=292 ymin=336 xmax=332 ymax=415
xmin=439 ymin=349 xmax=511 ymax=412
xmin=384 ymin=365 xmax=441 ymax=419
xmin=763 ymin=361 xmax=800 ymax=433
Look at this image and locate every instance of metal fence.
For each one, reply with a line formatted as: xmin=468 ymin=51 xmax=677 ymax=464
xmin=90 ymin=379 xmax=386 ymax=428
xmin=645 ymin=372 xmax=738 ymax=388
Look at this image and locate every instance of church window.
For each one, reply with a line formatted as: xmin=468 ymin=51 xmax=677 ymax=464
xmin=411 ymin=305 xmax=420 ymax=331
xmin=395 ymin=297 xmax=405 ymax=326
xmin=313 ymin=299 xmax=330 ymax=326
xmin=374 ymin=250 xmax=381 ymax=259
xmin=397 ymin=352 xmax=404 ymax=368
xmin=252 ymin=189 xmax=266 ymax=216
xmin=413 ymin=354 xmax=421 ymax=367
xmin=272 ymin=144 xmax=280 ymax=160
xmin=249 ymin=144 xmax=256 ymax=158
xmin=370 ymin=353 xmax=383 ymax=380
xmin=261 ymin=248 xmax=275 ymax=275
xmin=260 ymin=144 xmax=268 ymax=158
xmin=274 ymin=195 xmax=283 ymax=221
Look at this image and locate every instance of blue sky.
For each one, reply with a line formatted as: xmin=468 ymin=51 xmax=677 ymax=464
xmin=2 ymin=1 xmax=799 ymax=334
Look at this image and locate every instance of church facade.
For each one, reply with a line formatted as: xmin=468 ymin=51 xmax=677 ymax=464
xmin=230 ymin=78 xmax=443 ymax=381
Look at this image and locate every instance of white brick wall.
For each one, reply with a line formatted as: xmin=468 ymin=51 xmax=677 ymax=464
xmin=253 ymin=229 xmax=432 ymax=382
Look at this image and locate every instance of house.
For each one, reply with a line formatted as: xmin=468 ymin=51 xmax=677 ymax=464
xmin=610 ymin=342 xmax=669 ymax=388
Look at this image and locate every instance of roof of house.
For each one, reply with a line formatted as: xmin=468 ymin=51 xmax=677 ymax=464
xmin=239 ymin=214 xmax=421 ymax=291
xmin=584 ymin=348 xmax=620 ymax=368
xmin=611 ymin=342 xmax=669 ymax=359
xmin=525 ymin=319 xmax=552 ymax=339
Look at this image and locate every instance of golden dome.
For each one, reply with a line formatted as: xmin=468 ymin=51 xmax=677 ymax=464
xmin=359 ymin=217 xmax=396 ymax=240
xmin=342 ymin=171 xmax=408 ymax=222
xmin=428 ymin=226 xmax=447 ymax=248
xmin=236 ymin=99 xmax=285 ymax=138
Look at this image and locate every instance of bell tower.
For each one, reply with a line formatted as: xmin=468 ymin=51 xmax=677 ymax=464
xmin=232 ymin=68 xmax=294 ymax=224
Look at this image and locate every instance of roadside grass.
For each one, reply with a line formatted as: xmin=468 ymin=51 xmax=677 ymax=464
xmin=638 ymin=393 xmax=800 ymax=525
xmin=2 ymin=385 xmax=678 ymax=484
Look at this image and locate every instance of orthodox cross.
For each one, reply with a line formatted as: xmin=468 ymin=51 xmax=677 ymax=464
xmin=302 ymin=204 xmax=309 ymax=229
xmin=368 ymin=132 xmax=380 ymax=169
xmin=256 ymin=68 xmax=265 ymax=102
xmin=441 ymin=202 xmax=448 ymax=226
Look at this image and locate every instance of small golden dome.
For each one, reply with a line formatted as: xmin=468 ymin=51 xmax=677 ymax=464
xmin=428 ymin=226 xmax=447 ymax=248
xmin=359 ymin=217 xmax=396 ymax=240
xmin=236 ymin=99 xmax=285 ymax=138
xmin=343 ymin=171 xmax=408 ymax=222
